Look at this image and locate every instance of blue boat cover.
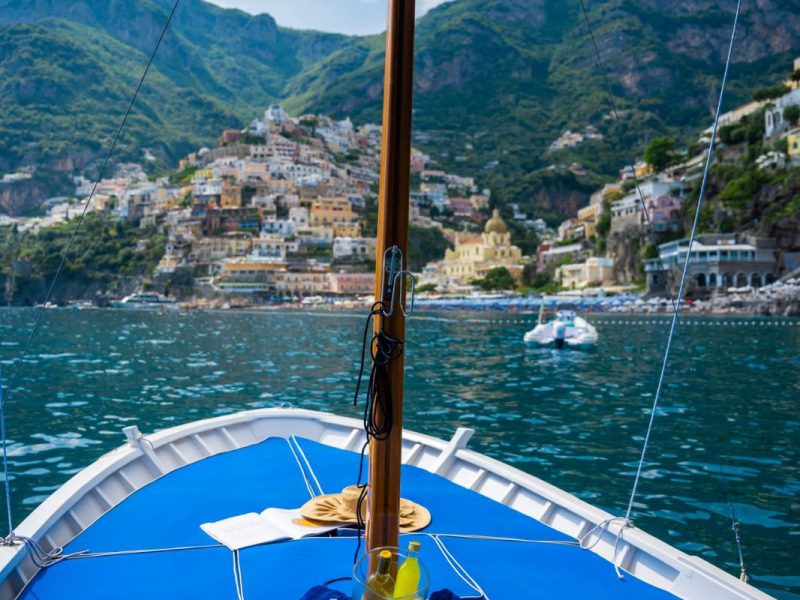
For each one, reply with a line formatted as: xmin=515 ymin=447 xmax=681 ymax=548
xmin=20 ymin=437 xmax=676 ymax=599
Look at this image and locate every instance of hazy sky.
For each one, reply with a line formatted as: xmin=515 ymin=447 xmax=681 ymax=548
xmin=207 ymin=0 xmax=451 ymax=35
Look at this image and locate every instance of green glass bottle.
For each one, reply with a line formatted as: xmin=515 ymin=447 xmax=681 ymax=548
xmin=365 ymin=549 xmax=395 ymax=599
xmin=393 ymin=541 xmax=421 ymax=598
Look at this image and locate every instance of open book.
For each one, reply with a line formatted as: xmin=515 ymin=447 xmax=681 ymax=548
xmin=200 ymin=507 xmax=338 ymax=551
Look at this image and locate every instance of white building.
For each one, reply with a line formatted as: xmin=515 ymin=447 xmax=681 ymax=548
xmin=764 ymin=87 xmax=800 ymax=138
xmin=610 ymin=179 xmax=684 ymax=233
xmin=644 ymin=235 xmax=779 ymax=293
xmin=332 ymin=237 xmax=377 ymax=259
xmin=265 ymin=105 xmax=289 ymax=127
xmin=289 ymin=207 xmax=309 ymax=228
xmin=250 ymin=237 xmax=299 ymax=261
xmin=261 ymin=218 xmax=297 ymax=238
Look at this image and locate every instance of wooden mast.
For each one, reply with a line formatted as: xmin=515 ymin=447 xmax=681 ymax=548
xmin=367 ymin=0 xmax=416 ymax=551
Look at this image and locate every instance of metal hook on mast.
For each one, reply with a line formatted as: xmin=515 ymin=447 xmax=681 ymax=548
xmin=379 ymin=245 xmax=416 ymax=318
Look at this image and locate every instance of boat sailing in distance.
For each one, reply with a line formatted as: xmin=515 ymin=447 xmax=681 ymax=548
xmin=111 ymin=293 xmax=179 ymax=310
xmin=524 ymin=304 xmax=599 ymax=349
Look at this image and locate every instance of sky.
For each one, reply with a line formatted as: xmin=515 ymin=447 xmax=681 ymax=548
xmin=207 ymin=0 xmax=452 ymax=35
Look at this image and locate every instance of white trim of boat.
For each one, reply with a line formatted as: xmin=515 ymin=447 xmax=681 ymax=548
xmin=0 ymin=408 xmax=772 ymax=599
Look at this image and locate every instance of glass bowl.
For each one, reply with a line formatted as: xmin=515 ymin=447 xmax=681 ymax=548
xmin=352 ymin=545 xmax=430 ymax=600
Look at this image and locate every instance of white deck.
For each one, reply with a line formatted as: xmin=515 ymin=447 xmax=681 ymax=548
xmin=0 ymin=408 xmax=773 ymax=599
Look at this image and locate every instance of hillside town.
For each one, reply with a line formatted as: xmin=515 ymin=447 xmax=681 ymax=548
xmin=1 ymin=103 xmax=486 ymax=302
xmin=2 ymin=59 xmax=800 ymax=314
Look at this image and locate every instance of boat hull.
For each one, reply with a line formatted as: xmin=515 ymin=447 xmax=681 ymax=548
xmin=524 ymin=317 xmax=599 ymax=348
xmin=0 ymin=409 xmax=772 ymax=599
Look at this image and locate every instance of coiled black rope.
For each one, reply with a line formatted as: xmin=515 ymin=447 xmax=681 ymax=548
xmin=351 ymin=302 xmax=404 ymax=562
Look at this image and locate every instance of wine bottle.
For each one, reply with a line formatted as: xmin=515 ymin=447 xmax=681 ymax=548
xmin=365 ymin=549 xmax=395 ymax=599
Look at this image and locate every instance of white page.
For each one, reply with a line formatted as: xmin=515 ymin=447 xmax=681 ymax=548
xmin=260 ymin=507 xmax=338 ymax=540
xmin=201 ymin=508 xmax=337 ymax=551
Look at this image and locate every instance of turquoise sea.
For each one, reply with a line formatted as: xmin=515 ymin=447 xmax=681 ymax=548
xmin=0 ymin=308 xmax=798 ymax=598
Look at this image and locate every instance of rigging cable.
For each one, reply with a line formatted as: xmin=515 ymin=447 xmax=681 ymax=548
xmin=594 ymin=0 xmax=745 ymax=580
xmin=0 ymin=0 xmax=181 ymax=541
xmin=578 ymin=0 xmax=749 ymax=581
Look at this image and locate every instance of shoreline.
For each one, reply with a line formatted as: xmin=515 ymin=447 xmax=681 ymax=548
xmin=2 ymin=301 xmax=799 ymax=319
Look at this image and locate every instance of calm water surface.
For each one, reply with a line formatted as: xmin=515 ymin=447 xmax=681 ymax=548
xmin=0 ymin=308 xmax=798 ymax=597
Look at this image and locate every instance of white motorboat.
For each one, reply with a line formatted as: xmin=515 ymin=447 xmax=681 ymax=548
xmin=111 ymin=293 xmax=179 ymax=310
xmin=524 ymin=309 xmax=599 ymax=348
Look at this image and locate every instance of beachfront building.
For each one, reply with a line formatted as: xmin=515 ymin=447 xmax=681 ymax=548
xmin=329 ymin=272 xmax=374 ymax=295
xmin=274 ymin=269 xmax=332 ymax=296
xmin=436 ymin=209 xmax=524 ymax=286
xmin=644 ymin=234 xmax=780 ymax=295
xmin=216 ymin=258 xmax=286 ymax=293
xmin=557 ymin=257 xmax=615 ymax=290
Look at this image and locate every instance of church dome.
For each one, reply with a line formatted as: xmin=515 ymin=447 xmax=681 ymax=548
xmin=484 ymin=209 xmax=508 ymax=234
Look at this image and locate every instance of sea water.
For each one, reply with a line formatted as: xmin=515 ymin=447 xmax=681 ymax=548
xmin=0 ymin=308 xmax=797 ymax=598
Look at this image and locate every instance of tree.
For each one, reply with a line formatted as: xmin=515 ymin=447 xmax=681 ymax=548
xmin=643 ymin=136 xmax=676 ymax=171
xmin=407 ymin=225 xmax=452 ymax=271
xmin=521 ymin=262 xmax=537 ymax=287
xmin=642 ymin=243 xmax=659 ymax=260
xmin=753 ymin=84 xmax=790 ymax=102
xmin=790 ymin=70 xmax=800 ymax=83
xmin=472 ymin=267 xmax=516 ymax=291
xmin=595 ymin=199 xmax=612 ymax=238
xmin=783 ymin=104 xmax=800 ymax=126
xmin=718 ymin=124 xmax=746 ymax=146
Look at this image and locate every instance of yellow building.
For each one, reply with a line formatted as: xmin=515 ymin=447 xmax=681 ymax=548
xmin=190 ymin=235 xmax=252 ymax=262
xmin=221 ymin=180 xmax=243 ymax=208
xmin=634 ymin=161 xmax=654 ymax=178
xmin=216 ymin=259 xmax=286 ymax=292
xmin=440 ymin=209 xmax=523 ymax=284
xmin=557 ymin=257 xmax=614 ymax=290
xmin=576 ymin=202 xmax=604 ymax=239
xmin=310 ymin=197 xmax=361 ymax=237
xmin=788 ymin=131 xmax=800 ymax=160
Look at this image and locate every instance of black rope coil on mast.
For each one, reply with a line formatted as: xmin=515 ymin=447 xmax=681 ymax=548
xmin=351 ymin=301 xmax=404 ymax=562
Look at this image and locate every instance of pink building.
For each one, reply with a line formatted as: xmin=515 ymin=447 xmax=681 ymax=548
xmin=448 ymin=197 xmax=481 ymax=222
xmin=329 ymin=272 xmax=374 ymax=295
xmin=641 ymin=195 xmax=682 ymax=232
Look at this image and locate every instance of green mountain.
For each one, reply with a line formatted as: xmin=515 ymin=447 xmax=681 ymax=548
xmin=2 ymin=0 xmax=800 ymax=218
xmin=0 ymin=0 xmax=348 ymax=173
xmin=287 ymin=0 xmax=800 ymax=220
